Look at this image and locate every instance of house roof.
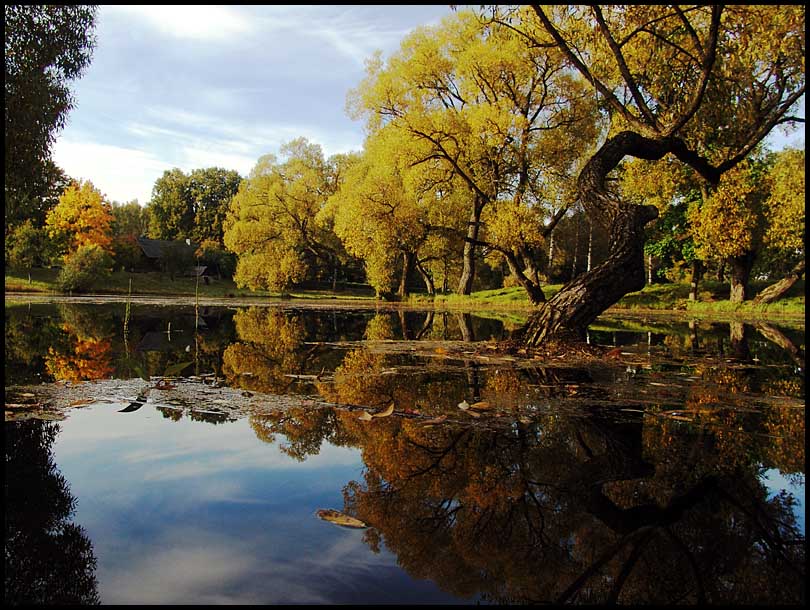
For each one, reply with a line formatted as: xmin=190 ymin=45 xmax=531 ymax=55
xmin=136 ymin=236 xmax=197 ymax=259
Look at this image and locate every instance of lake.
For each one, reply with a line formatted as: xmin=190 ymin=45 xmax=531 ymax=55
xmin=4 ymin=301 xmax=806 ymax=604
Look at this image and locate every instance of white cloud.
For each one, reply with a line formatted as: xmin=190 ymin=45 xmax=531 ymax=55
xmin=106 ymin=5 xmax=253 ymax=41
xmin=51 ymin=138 xmax=168 ymax=205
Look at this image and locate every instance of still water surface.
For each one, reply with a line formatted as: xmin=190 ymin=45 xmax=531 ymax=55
xmin=5 ymin=302 xmax=806 ymax=604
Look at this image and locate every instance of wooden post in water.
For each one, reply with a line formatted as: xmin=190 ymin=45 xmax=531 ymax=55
xmin=195 ymin=271 xmax=199 ymax=331
xmin=124 ymin=277 xmax=132 ymax=334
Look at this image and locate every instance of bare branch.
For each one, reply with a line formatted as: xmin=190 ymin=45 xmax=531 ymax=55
xmin=592 ymin=6 xmax=661 ymax=132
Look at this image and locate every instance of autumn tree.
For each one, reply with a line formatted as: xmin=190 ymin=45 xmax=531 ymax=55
xmin=45 ymin=179 xmax=113 ymax=259
xmin=328 ymin=127 xmax=466 ymax=298
xmin=224 ymin=139 xmax=352 ymax=293
xmin=688 ymin=156 xmax=771 ymax=302
xmin=754 ymin=148 xmax=806 ymax=304
xmin=4 ymin=5 xmax=97 ymax=232
xmin=349 ymin=10 xmax=598 ymax=299
xmin=481 ymin=5 xmax=804 ymax=345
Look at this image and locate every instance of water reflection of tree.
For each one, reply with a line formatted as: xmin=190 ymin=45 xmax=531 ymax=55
xmin=5 ymin=420 xmax=100 ymax=605
xmin=4 ymin=305 xmax=65 ymax=385
xmin=221 ymin=308 xmax=315 ymax=394
xmin=248 ymin=356 xmax=804 ymax=604
xmin=44 ymin=304 xmax=115 ymax=382
xmin=351 ymin=412 xmax=804 ymax=603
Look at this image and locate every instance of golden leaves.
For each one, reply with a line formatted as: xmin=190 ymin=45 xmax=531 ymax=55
xmin=358 ymin=403 xmax=395 ymax=422
xmin=316 ymin=509 xmax=367 ymax=529
xmin=45 ymin=179 xmax=114 ymax=257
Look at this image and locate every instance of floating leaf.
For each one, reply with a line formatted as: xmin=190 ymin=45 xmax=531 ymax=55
xmin=316 ymin=509 xmax=367 ymax=529
xmin=163 ymin=361 xmax=193 ymax=377
xmin=465 ymin=410 xmax=481 ymax=418
xmin=457 ymin=400 xmax=470 ymax=410
xmin=606 ymin=348 xmax=622 ymax=359
xmin=434 ymin=347 xmax=448 ymax=355
xmin=421 ymin=415 xmax=447 ymax=426
xmin=69 ymin=399 xmax=94 ymax=407
xmin=20 ymin=392 xmax=36 ymax=398
xmin=153 ymin=380 xmax=176 ymax=391
xmin=358 ymin=411 xmax=373 ymax=421
xmin=6 ymin=403 xmax=38 ymax=410
xmin=373 ymin=403 xmax=395 ymax=418
xmin=469 ymin=401 xmax=492 ymax=411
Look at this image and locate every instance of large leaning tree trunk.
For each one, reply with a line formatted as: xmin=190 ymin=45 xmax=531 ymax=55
xmin=521 ymin=132 xmax=680 ymax=346
xmin=753 ymin=259 xmax=805 ymax=305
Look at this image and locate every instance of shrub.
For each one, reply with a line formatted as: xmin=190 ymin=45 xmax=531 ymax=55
xmin=57 ymin=244 xmax=113 ymax=293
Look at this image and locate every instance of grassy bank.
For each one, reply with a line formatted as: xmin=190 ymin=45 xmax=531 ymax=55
xmin=4 ymin=268 xmax=375 ymax=300
xmin=5 ymin=268 xmax=804 ymax=319
xmin=411 ymin=279 xmax=805 ymax=320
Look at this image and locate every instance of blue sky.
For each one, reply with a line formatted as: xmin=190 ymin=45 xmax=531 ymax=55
xmin=52 ymin=5 xmax=803 ymax=206
xmin=52 ymin=5 xmax=454 ymax=205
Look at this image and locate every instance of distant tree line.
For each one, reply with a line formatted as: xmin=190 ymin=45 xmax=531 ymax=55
xmin=5 ymin=6 xmax=804 ymax=334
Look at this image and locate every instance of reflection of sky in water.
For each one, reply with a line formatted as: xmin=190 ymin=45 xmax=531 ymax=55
xmin=52 ymin=404 xmax=475 ymax=605
xmin=762 ymin=468 xmax=805 ymax=534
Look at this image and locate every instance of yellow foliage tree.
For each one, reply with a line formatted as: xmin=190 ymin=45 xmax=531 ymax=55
xmin=45 ymin=179 xmax=113 ymax=259
xmin=223 ymin=140 xmax=352 ymax=293
xmin=349 ymin=9 xmax=598 ymax=300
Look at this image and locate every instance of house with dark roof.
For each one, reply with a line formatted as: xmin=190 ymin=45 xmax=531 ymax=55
xmin=135 ymin=237 xmax=205 ymax=277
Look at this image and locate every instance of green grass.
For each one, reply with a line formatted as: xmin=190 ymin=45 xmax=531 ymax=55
xmin=616 ymin=279 xmax=805 ymax=318
xmin=6 ymin=268 xmax=803 ymax=320
xmin=409 ymin=285 xmax=561 ymax=309
xmin=4 ymin=268 xmax=375 ymax=300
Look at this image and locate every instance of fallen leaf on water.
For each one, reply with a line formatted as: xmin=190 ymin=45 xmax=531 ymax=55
xmin=70 ymin=399 xmax=94 ymax=407
xmin=358 ymin=411 xmax=373 ymax=421
xmin=465 ymin=410 xmax=481 ymax=418
xmin=457 ymin=400 xmax=470 ymax=410
xmin=374 ymin=403 xmax=395 ymax=418
xmin=421 ymin=415 xmax=447 ymax=426
xmin=118 ymin=401 xmax=144 ymax=413
xmin=20 ymin=392 xmax=36 ymax=398
xmin=6 ymin=403 xmax=39 ymax=410
xmin=434 ymin=347 xmax=448 ymax=355
xmin=316 ymin=509 xmax=367 ymax=529
xmin=469 ymin=401 xmax=492 ymax=411
xmin=606 ymin=348 xmax=622 ymax=359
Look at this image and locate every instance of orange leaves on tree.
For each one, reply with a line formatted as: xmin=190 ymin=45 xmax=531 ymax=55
xmin=45 ymin=180 xmax=114 ymax=258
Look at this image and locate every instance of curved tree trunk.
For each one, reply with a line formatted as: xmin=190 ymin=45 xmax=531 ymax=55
xmin=415 ymin=258 xmax=435 ymax=296
xmin=754 ymin=321 xmax=804 ymax=367
xmin=457 ymin=196 xmax=484 ymax=295
xmin=455 ymin=312 xmax=475 ymax=342
xmin=522 ymin=204 xmax=656 ymax=344
xmin=521 ymin=132 xmax=665 ymax=346
xmin=753 ymin=259 xmax=805 ymax=305
xmin=503 ymin=249 xmax=546 ymax=305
